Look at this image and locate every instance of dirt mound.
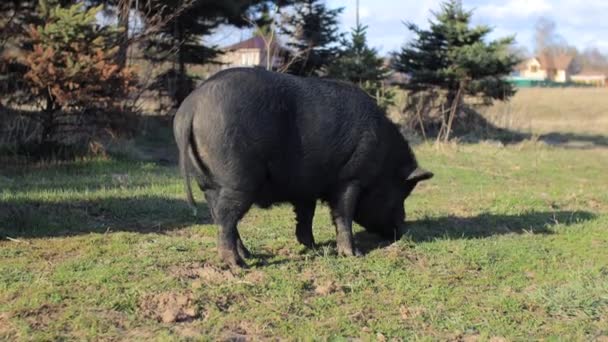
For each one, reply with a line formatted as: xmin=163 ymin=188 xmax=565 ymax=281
xmin=139 ymin=291 xmax=200 ymax=323
xmin=313 ymin=280 xmax=340 ymax=296
xmin=169 ymin=263 xmax=236 ymax=284
xmin=169 ymin=262 xmax=267 ymax=286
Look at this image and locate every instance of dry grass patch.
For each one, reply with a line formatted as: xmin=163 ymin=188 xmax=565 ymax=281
xmin=480 ymin=87 xmax=608 ymax=135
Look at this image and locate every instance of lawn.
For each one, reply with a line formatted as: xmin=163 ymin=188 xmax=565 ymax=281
xmin=1 ymin=91 xmax=608 ymax=340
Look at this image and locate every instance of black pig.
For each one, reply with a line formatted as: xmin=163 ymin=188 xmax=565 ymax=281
xmin=174 ymin=68 xmax=433 ymax=267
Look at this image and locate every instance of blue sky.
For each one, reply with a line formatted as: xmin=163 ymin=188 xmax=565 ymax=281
xmin=210 ymin=0 xmax=608 ymax=57
xmin=325 ymin=0 xmax=608 ymax=55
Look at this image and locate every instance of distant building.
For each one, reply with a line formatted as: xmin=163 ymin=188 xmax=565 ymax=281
xmin=217 ymin=35 xmax=287 ymax=70
xmin=570 ymin=69 xmax=607 ymax=87
xmin=516 ymin=53 xmax=575 ymax=83
xmin=381 ymin=57 xmax=410 ymax=86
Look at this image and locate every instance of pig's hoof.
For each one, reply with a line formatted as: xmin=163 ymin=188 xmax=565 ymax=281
xmin=297 ymin=235 xmax=316 ymax=249
xmin=219 ymin=247 xmax=247 ymax=268
xmin=337 ymin=245 xmax=356 ymax=257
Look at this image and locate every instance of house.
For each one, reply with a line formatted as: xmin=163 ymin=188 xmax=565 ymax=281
xmin=516 ymin=53 xmax=574 ymax=83
xmin=570 ymin=69 xmax=607 ymax=87
xmin=381 ymin=57 xmax=410 ymax=86
xmin=217 ymin=35 xmax=286 ymax=70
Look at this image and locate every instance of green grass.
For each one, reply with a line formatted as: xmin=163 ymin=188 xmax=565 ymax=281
xmin=1 ymin=142 xmax=608 ymax=340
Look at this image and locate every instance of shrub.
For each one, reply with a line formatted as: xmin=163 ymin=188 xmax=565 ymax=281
xmin=14 ymin=1 xmax=138 ymax=154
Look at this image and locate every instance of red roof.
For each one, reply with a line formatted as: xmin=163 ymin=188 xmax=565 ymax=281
xmin=537 ymin=53 xmax=573 ymax=70
xmin=224 ymin=36 xmax=283 ymax=52
xmin=576 ymin=68 xmax=607 ymax=77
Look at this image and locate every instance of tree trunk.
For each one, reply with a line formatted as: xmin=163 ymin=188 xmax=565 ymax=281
xmin=41 ymin=87 xmax=56 ymax=145
xmin=173 ymin=20 xmax=188 ymax=106
xmin=116 ymin=0 xmax=131 ymax=69
xmin=445 ymin=87 xmax=459 ymax=116
xmin=440 ymin=81 xmax=465 ymax=142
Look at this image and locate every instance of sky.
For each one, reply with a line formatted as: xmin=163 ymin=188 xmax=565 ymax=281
xmin=325 ymin=0 xmax=608 ymax=55
xmin=209 ymin=0 xmax=608 ymax=57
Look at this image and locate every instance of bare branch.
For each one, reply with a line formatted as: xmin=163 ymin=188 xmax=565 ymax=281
xmin=277 ymin=48 xmax=310 ymax=73
xmin=126 ymin=0 xmax=198 ymax=45
xmin=242 ymin=6 xmax=283 ymax=71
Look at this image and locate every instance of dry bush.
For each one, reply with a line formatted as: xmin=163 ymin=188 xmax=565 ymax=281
xmin=390 ymin=88 xmax=525 ymax=143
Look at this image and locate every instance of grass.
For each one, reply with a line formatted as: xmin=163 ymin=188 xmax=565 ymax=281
xmin=1 ymin=141 xmax=607 ymax=340
xmin=1 ymin=89 xmax=608 ymax=340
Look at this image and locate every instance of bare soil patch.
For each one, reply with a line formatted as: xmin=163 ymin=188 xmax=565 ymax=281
xmin=313 ymin=280 xmax=340 ymax=296
xmin=169 ymin=262 xmax=268 ymax=286
xmin=139 ymin=291 xmax=200 ymax=323
xmin=0 ymin=312 xmax=16 ymax=338
xmin=169 ymin=262 xmax=236 ymax=283
xmin=16 ymin=304 xmax=63 ymax=330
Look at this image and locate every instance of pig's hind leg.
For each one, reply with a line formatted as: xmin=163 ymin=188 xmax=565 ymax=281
xmin=294 ymin=201 xmax=316 ymax=248
xmin=203 ymin=187 xmax=251 ymax=260
xmin=213 ymin=188 xmax=254 ymax=267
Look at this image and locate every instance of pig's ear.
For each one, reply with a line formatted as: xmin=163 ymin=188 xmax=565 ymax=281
xmin=406 ymin=167 xmax=434 ymax=183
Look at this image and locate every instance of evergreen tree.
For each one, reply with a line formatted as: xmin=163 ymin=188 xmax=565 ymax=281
xmin=328 ymin=24 xmax=394 ymax=110
xmin=0 ymin=0 xmax=72 ymax=103
xmin=142 ymin=0 xmax=269 ymax=105
xmin=280 ymin=0 xmax=343 ymax=76
xmin=393 ymin=0 xmax=520 ymax=107
xmin=23 ymin=1 xmax=137 ymax=144
xmin=25 ymin=2 xmax=137 ymax=111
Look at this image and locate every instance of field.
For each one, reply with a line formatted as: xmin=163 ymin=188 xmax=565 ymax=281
xmin=1 ymin=88 xmax=608 ymax=340
xmin=480 ymin=88 xmax=608 ymax=135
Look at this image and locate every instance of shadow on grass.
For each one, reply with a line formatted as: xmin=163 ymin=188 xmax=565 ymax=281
xmin=459 ymin=129 xmax=608 ymax=149
xmin=0 ymin=196 xmax=211 ymax=238
xmin=537 ymin=132 xmax=608 ymax=148
xmin=353 ymin=210 xmax=597 ymax=255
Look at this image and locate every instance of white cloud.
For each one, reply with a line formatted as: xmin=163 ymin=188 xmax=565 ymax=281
xmin=342 ymin=4 xmax=372 ymax=23
xmin=328 ymin=0 xmax=444 ymax=54
xmin=475 ymin=0 xmax=551 ymax=20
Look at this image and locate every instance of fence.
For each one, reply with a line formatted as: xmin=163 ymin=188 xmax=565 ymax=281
xmin=507 ymin=77 xmax=605 ymax=88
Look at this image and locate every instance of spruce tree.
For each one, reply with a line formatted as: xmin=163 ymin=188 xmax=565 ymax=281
xmin=393 ymin=0 xmax=520 ymax=107
xmin=142 ymin=0 xmax=269 ymax=105
xmin=0 ymin=0 xmax=72 ymax=103
xmin=23 ymin=2 xmax=137 ymax=145
xmin=328 ymin=24 xmax=394 ymax=110
xmin=280 ymin=0 xmax=343 ymax=76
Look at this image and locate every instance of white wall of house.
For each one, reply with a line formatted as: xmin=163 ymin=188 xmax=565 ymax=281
xmin=520 ymin=59 xmax=547 ymax=80
xmin=219 ymin=49 xmax=262 ymax=68
xmin=555 ymin=70 xmax=569 ymax=83
xmin=218 ymin=48 xmax=284 ymax=70
xmin=258 ymin=50 xmax=283 ymax=69
xmin=518 ymin=58 xmax=573 ymax=82
xmin=240 ymin=49 xmax=261 ymax=66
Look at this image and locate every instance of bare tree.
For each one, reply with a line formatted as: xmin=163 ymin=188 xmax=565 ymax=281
xmin=534 ymin=17 xmax=557 ymax=54
xmin=243 ymin=5 xmax=281 ymax=71
xmin=243 ymin=6 xmax=312 ymax=73
xmin=112 ymin=0 xmax=198 ymax=47
xmin=534 ymin=17 xmax=573 ymax=56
